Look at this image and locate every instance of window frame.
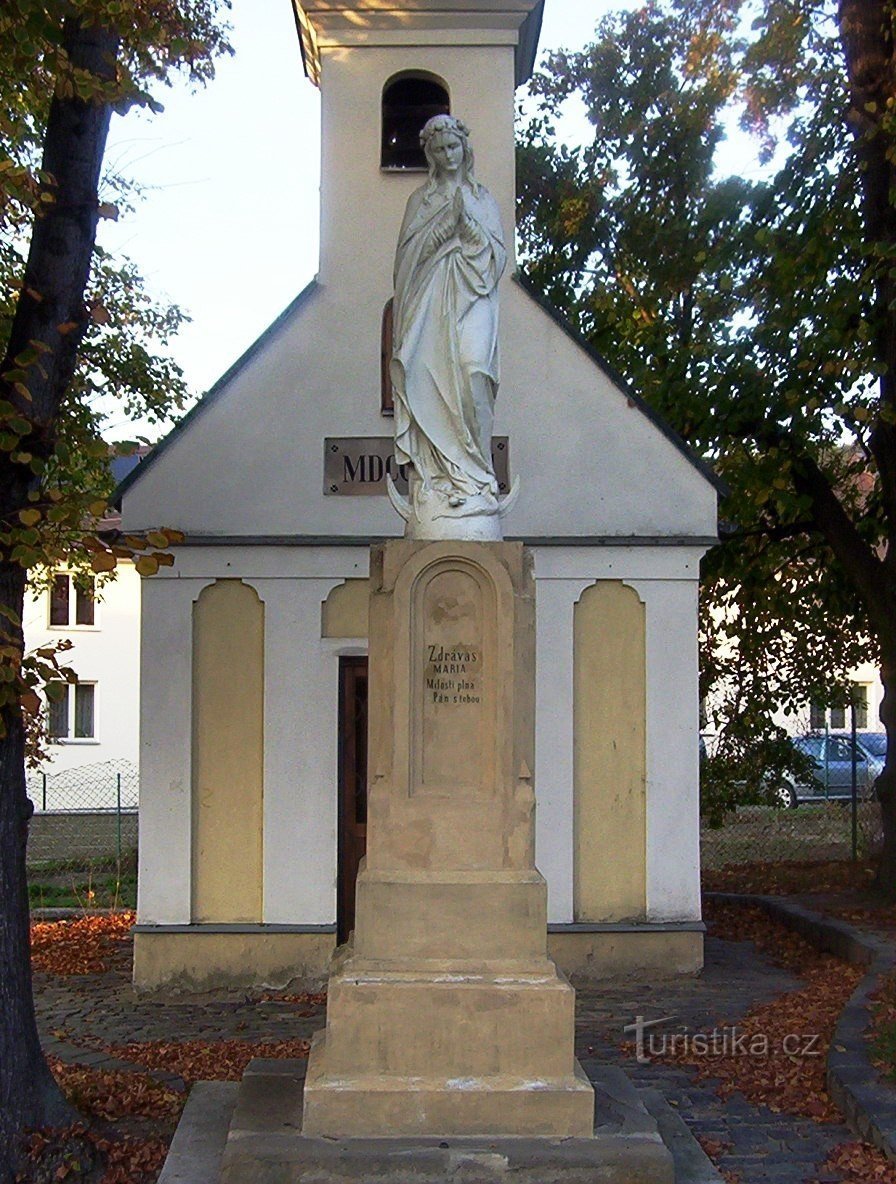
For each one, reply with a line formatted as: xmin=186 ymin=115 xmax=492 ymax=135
xmin=381 ymin=298 xmax=395 ymax=416
xmin=810 ymin=683 xmax=871 ymax=732
xmin=47 ymin=680 xmax=98 ymax=744
xmin=853 ymin=684 xmax=870 ymax=730
xmin=48 ymin=571 xmax=98 ymax=630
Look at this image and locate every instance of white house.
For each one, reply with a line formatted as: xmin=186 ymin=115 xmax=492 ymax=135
xmin=23 ymin=561 xmax=141 ymax=806
xmin=118 ymin=0 xmax=721 ymax=991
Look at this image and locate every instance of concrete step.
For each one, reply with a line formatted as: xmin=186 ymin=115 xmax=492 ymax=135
xmin=157 ymin=1080 xmax=239 ymax=1184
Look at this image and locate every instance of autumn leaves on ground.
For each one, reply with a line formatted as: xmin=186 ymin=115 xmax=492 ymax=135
xmin=19 ymin=863 xmax=896 ymax=1182
xmin=22 ymin=913 xmax=319 ymax=1183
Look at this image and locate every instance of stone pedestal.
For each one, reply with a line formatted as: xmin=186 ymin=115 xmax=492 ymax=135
xmin=302 ymin=541 xmax=594 ymax=1137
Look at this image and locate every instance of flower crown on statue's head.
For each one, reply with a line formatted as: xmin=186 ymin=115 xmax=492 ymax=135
xmin=418 ymin=113 xmax=480 ymax=197
xmin=419 ymin=114 xmax=471 ymax=148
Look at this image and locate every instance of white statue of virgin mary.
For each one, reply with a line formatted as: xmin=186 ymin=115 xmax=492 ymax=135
xmin=389 ymin=114 xmax=513 ymax=540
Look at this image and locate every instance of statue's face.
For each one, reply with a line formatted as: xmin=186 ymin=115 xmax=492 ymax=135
xmin=429 ymin=131 xmax=464 ymax=178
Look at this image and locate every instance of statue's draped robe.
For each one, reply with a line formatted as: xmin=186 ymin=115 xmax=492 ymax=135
xmin=391 ymin=182 xmax=507 ymax=500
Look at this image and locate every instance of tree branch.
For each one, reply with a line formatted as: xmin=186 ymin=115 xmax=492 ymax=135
xmin=791 ymin=449 xmax=895 ymax=643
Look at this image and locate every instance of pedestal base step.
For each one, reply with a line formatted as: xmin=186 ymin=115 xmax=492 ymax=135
xmin=194 ymin=1059 xmax=718 ymax=1184
xmin=159 ymin=1059 xmax=725 ymax=1183
xmin=302 ymin=1042 xmax=595 ymax=1138
xmin=316 ymin=958 xmax=580 ymax=1081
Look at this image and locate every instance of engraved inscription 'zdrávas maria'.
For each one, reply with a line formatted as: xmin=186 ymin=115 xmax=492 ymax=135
xmin=415 ymin=567 xmax=491 ymax=795
xmin=425 ymin=644 xmax=481 ymax=705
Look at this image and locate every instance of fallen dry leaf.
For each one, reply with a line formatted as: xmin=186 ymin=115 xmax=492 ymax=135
xmin=108 ymin=1038 xmax=311 ymax=1084
xmin=31 ymin=913 xmax=134 ymax=975
xmin=696 ymin=1134 xmax=732 ymax=1160
xmin=811 ymin=1140 xmax=896 ymax=1183
xmin=93 ymin=1133 xmax=169 ymax=1184
xmin=642 ymin=903 xmax=862 ymax=1124
xmin=49 ymin=1057 xmax=184 ymax=1121
xmin=14 ymin=1124 xmax=168 ymax=1184
xmin=257 ymin=990 xmax=327 ymax=1007
xmin=703 ymin=859 xmax=876 ymax=897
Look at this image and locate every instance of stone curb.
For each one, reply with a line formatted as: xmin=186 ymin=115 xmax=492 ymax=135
xmin=41 ymin=1032 xmax=188 ymax=1093
xmin=706 ymin=891 xmax=896 ymax=1164
xmin=34 ymin=908 xmax=185 ymax=1093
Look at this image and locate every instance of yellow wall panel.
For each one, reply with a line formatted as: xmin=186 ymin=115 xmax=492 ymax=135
xmin=192 ymin=580 xmax=264 ymax=922
xmin=573 ymin=581 xmax=646 ymax=921
xmin=322 ymin=579 xmax=370 ymax=638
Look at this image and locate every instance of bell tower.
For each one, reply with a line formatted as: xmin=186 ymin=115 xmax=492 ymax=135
xmin=292 ymin=0 xmax=545 ymax=293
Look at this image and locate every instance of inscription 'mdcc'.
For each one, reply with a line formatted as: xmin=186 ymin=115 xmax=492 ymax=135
xmin=343 ymin=453 xmax=409 ymax=484
xmin=425 ymin=644 xmax=481 ymax=705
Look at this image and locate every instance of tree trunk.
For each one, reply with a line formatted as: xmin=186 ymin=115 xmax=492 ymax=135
xmin=0 ymin=568 xmax=72 ymax=1182
xmin=873 ymin=654 xmax=896 ymax=890
xmin=838 ymin=0 xmax=896 ymax=892
xmin=0 ymin=17 xmax=120 ymax=1179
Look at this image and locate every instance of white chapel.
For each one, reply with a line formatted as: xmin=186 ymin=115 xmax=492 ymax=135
xmin=118 ymin=0 xmax=720 ymax=991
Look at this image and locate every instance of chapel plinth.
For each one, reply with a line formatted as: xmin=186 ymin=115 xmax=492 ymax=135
xmin=301 ymin=540 xmax=595 ymax=1137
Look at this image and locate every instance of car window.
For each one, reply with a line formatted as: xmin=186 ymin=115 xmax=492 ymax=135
xmin=827 ymin=736 xmax=862 ymax=762
xmin=797 ymin=737 xmax=824 ymax=759
xmin=860 ymin=733 xmax=887 ymax=758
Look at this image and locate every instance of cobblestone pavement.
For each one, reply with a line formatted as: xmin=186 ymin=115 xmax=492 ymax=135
xmin=573 ymin=935 xmax=857 ymax=1183
xmin=34 ymin=930 xmax=862 ymax=1184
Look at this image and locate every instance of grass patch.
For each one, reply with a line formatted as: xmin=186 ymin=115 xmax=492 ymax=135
xmin=28 ymin=854 xmax=121 ymax=875
xmin=28 ymin=873 xmax=137 ymax=910
xmin=701 ymin=801 xmax=882 ymax=871
xmin=28 ymin=850 xmax=137 ymax=910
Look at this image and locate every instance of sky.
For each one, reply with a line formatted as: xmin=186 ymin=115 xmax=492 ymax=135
xmin=97 ymin=1 xmax=620 ymax=436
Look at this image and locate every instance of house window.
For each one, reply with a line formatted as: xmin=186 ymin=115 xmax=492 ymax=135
xmin=853 ymin=684 xmax=869 ymax=729
xmin=48 ymin=682 xmax=96 ymax=740
xmin=49 ymin=573 xmax=95 ymax=627
xmin=810 ymin=686 xmax=870 ymax=731
xmin=381 ymin=73 xmax=450 ymax=170
xmin=829 ymin=705 xmax=846 ymax=730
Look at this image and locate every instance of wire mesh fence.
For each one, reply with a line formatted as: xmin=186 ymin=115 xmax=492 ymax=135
xmin=701 ymin=799 xmax=883 ymax=885
xmin=19 ymin=755 xmax=888 ymax=899
xmin=26 ymin=759 xmax=138 ymax=867
xmin=27 ymin=758 xmax=138 ymax=812
xmin=699 ymin=725 xmax=888 ymax=889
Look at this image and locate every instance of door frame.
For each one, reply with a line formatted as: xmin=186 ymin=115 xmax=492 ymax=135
xmin=337 ymin=655 xmax=368 ymax=943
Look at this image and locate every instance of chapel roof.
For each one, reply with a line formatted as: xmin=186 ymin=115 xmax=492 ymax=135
xmin=292 ymin=1 xmax=546 ymax=89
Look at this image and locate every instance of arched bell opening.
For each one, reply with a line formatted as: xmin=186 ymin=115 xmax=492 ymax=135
xmin=381 ymin=72 xmax=450 ymax=170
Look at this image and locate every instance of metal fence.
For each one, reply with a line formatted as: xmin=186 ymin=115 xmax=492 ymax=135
xmin=27 ymin=758 xmax=138 ymax=813
xmin=26 ymin=759 xmax=138 ymax=865
xmin=701 ymin=799 xmax=883 ymax=880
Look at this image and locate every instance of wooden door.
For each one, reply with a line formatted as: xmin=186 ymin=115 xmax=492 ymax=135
xmin=338 ymin=656 xmax=368 ymax=943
